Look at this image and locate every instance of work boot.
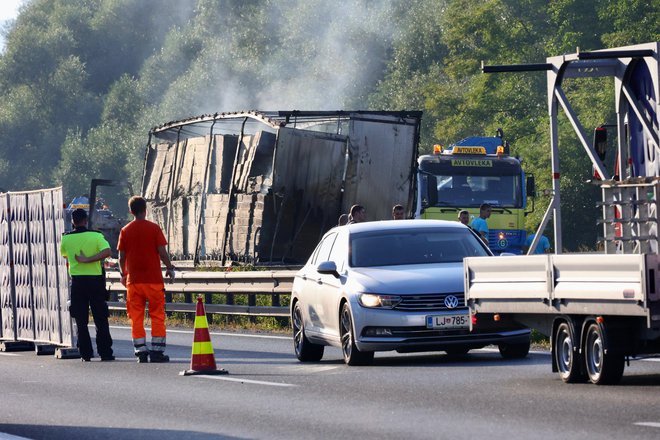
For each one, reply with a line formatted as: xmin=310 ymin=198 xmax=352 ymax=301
xmin=149 ymin=351 xmax=170 ymax=363
xmin=136 ymin=352 xmax=149 ymax=363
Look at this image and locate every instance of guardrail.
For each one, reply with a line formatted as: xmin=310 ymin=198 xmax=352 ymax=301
xmin=105 ymin=269 xmax=297 ymax=318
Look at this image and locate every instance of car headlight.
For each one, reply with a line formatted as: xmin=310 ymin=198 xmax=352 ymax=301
xmin=358 ymin=293 xmax=402 ymax=309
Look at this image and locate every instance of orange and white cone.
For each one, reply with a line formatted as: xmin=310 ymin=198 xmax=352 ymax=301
xmin=180 ymin=295 xmax=228 ymax=376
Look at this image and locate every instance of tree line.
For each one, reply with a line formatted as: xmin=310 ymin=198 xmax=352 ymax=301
xmin=0 ymin=0 xmax=658 ymax=250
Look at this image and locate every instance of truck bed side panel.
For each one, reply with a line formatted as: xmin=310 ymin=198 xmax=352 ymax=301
xmin=465 ymin=254 xmax=649 ymax=317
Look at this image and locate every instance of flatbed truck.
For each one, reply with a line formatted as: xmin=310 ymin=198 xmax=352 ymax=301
xmin=465 ymin=42 xmax=660 ymax=384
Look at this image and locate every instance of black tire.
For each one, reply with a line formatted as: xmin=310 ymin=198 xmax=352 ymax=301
xmin=292 ymin=302 xmax=324 ymax=362
xmin=498 ymin=338 xmax=531 ymax=359
xmin=445 ymin=347 xmax=470 ymax=356
xmin=554 ymin=321 xmax=586 ymax=383
xmin=584 ymin=322 xmax=625 ymax=385
xmin=340 ymin=303 xmax=374 ymax=366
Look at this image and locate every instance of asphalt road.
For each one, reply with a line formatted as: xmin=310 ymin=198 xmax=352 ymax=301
xmin=1 ymin=325 xmax=660 ymax=440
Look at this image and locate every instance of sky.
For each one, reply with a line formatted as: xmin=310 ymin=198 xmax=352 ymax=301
xmin=0 ymin=0 xmax=27 ymax=52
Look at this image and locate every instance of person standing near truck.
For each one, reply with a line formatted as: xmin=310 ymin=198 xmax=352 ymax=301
xmin=524 ymin=224 xmax=551 ymax=254
xmin=118 ymin=196 xmax=175 ymax=363
xmin=60 ymin=208 xmax=114 ymax=362
xmin=348 ymin=204 xmax=366 ymax=224
xmin=392 ymin=204 xmax=405 ymax=220
xmin=458 ymin=210 xmax=470 ymax=226
xmin=470 ymin=203 xmax=491 ymax=244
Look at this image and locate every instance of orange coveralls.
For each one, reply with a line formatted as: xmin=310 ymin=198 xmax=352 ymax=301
xmin=117 ymin=219 xmax=168 ymax=354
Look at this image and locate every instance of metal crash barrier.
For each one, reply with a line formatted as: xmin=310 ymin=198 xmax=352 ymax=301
xmin=106 ymin=269 xmax=296 ymax=318
xmin=0 ymin=187 xmax=77 ymax=357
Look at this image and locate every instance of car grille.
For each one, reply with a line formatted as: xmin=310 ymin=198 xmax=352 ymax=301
xmin=393 ymin=293 xmax=465 ymax=311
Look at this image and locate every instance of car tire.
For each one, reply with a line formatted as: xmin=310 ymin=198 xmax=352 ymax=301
xmin=292 ymin=302 xmax=324 ymax=362
xmin=498 ymin=339 xmax=530 ymax=359
xmin=340 ymin=303 xmax=374 ymax=366
xmin=445 ymin=347 xmax=470 ymax=356
xmin=584 ymin=322 xmax=624 ymax=385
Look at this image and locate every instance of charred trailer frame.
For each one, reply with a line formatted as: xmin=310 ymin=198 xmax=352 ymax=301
xmin=143 ymin=110 xmax=422 ymax=265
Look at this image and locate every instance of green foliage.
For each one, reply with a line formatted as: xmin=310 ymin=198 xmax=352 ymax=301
xmin=598 ymin=0 xmax=660 ymax=47
xmin=0 ymin=0 xmax=658 ymax=250
xmin=531 ymin=329 xmax=550 ymax=348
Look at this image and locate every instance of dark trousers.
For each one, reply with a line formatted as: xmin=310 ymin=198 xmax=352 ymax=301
xmin=70 ymin=275 xmax=113 ymax=359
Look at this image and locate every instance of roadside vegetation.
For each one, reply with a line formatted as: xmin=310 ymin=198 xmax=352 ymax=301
xmin=1 ymin=0 xmax=658 ymax=250
xmin=108 ymin=312 xmax=290 ymax=334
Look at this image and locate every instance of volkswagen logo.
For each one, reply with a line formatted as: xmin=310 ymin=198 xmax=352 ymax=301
xmin=444 ymin=295 xmax=459 ymax=309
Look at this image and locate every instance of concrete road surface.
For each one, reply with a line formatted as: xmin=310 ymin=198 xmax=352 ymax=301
xmin=1 ymin=325 xmax=660 ymax=439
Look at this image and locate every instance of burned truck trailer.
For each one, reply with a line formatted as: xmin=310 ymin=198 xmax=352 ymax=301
xmin=143 ymin=111 xmax=421 ymax=264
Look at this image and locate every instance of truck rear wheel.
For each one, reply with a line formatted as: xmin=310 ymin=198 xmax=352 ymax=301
xmin=554 ymin=322 xmax=585 ymax=383
xmin=584 ymin=322 xmax=624 ymax=385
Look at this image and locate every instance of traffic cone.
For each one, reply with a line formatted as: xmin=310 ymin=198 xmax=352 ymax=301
xmin=180 ymin=295 xmax=228 ymax=376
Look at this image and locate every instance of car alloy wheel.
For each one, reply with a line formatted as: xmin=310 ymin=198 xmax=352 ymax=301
xmin=339 ymin=303 xmax=373 ymax=366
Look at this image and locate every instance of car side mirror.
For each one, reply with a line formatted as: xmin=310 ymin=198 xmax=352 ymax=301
xmin=317 ymin=261 xmax=340 ymax=278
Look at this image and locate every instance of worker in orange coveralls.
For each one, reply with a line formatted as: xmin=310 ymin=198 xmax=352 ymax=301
xmin=118 ymin=196 xmax=175 ymax=363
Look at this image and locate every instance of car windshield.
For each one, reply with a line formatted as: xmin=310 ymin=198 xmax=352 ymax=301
xmin=350 ymin=227 xmax=489 ymax=267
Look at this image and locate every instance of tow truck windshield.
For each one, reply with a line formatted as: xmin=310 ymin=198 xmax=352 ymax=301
xmin=419 ymin=157 xmax=523 ymax=208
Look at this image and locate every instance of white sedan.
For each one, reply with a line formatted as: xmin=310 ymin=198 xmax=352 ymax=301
xmin=291 ymin=220 xmax=531 ymax=365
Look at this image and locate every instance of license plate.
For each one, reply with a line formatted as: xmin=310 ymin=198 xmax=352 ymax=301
xmin=426 ymin=314 xmax=469 ymax=329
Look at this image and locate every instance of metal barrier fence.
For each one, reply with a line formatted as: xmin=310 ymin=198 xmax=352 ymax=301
xmin=0 ymin=186 xmax=294 ymax=357
xmin=106 ymin=270 xmax=296 ymax=318
xmin=0 ymin=187 xmax=75 ymax=355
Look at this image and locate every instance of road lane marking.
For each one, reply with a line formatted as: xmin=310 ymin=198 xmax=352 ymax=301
xmin=0 ymin=352 xmax=21 ymax=357
xmin=190 ymin=375 xmax=298 ymax=387
xmin=109 ymin=325 xmax=290 ymax=340
xmin=209 ymin=331 xmax=289 ymax=340
xmin=475 ymin=347 xmax=550 ymax=356
xmin=299 ymin=365 xmax=341 ymax=372
xmin=281 ymin=364 xmax=342 ymax=373
xmin=635 ymin=422 xmax=660 ymax=428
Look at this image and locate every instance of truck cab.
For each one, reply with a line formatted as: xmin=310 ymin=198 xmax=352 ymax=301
xmin=416 ymin=134 xmax=533 ymax=254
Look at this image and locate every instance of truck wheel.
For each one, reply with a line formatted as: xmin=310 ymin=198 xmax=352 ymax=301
xmin=584 ymin=322 xmax=624 ymax=385
xmin=554 ymin=322 xmax=585 ymax=383
xmin=292 ymin=302 xmax=324 ymax=362
xmin=498 ymin=339 xmax=530 ymax=359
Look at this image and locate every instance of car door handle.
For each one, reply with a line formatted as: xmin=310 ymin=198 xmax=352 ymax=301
xmin=316 ymin=278 xmax=323 ymax=285
xmin=301 ymin=275 xmax=307 ymax=280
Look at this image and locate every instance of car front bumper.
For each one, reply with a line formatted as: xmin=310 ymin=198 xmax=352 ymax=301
xmin=351 ymin=305 xmax=530 ymax=352
xmin=356 ymin=327 xmax=531 ymax=352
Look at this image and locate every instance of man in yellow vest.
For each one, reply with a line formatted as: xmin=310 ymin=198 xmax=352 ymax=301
xmin=60 ymin=208 xmax=114 ymax=362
